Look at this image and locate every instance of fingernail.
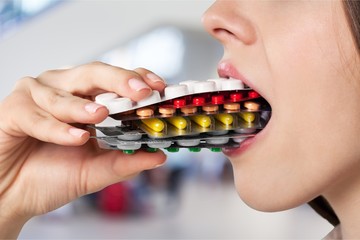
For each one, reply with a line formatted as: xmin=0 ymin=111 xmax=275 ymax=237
xmin=85 ymin=102 xmax=103 ymax=114
xmin=146 ymin=73 xmax=165 ymax=84
xmin=153 ymin=162 xmax=166 ymax=168
xmin=128 ymin=78 xmax=151 ymax=92
xmin=69 ymin=128 xmax=88 ymax=138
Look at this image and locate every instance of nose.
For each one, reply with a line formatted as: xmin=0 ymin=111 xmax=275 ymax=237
xmin=202 ymin=1 xmax=256 ymax=45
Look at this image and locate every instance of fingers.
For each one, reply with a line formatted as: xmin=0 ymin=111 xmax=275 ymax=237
xmin=37 ymin=62 xmax=166 ymax=102
xmin=133 ymin=67 xmax=166 ymax=92
xmin=28 ymin=78 xmax=108 ymax=124
xmin=0 ymin=90 xmax=89 ymax=146
xmin=80 ymin=150 xmax=167 ymax=195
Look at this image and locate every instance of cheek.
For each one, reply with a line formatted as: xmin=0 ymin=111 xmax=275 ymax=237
xmin=229 ymin=12 xmax=360 ymax=211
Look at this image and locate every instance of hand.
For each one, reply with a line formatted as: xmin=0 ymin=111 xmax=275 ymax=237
xmin=0 ymin=62 xmax=167 ymax=238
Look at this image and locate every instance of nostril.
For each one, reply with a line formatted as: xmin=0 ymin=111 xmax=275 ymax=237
xmin=213 ymin=28 xmax=237 ymax=41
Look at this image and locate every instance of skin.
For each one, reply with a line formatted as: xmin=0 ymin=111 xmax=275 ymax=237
xmin=203 ymin=0 xmax=360 ymax=238
xmin=0 ymin=63 xmax=167 ymax=238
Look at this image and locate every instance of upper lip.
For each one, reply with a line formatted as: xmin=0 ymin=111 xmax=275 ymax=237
xmin=217 ymin=60 xmax=267 ymax=99
xmin=217 ymin=60 xmax=254 ymax=89
xmin=217 ymin=60 xmax=271 ymax=107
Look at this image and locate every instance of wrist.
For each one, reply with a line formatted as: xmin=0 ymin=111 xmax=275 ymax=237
xmin=0 ymin=212 xmax=30 ymax=239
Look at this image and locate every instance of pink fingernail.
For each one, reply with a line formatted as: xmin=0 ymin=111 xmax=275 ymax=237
xmin=128 ymin=78 xmax=151 ymax=92
xmin=85 ymin=102 xmax=103 ymax=114
xmin=69 ymin=128 xmax=87 ymax=138
xmin=146 ymin=73 xmax=165 ymax=83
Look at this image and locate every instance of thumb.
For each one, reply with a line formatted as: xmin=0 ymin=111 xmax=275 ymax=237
xmin=80 ymin=150 xmax=167 ymax=195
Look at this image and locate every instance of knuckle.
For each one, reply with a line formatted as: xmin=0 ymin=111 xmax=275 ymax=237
xmin=14 ymin=76 xmax=36 ymax=90
xmin=47 ymin=90 xmax=67 ymax=106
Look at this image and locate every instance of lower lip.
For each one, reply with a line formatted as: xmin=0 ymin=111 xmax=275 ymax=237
xmin=222 ymin=121 xmax=270 ymax=157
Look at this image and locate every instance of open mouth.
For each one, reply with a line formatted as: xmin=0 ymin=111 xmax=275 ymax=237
xmin=217 ymin=62 xmax=272 ymax=155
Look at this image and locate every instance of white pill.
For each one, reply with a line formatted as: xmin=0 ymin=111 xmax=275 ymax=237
xmin=164 ymin=84 xmax=189 ymax=100
xmin=176 ymin=139 xmax=201 ymax=147
xmin=207 ymin=78 xmax=226 ymax=91
xmin=207 ymin=137 xmax=229 ymax=145
xmin=147 ymin=141 xmax=172 ymax=148
xmin=95 ymin=92 xmax=119 ymax=105
xmin=233 ymin=137 xmax=247 ymax=143
xmin=179 ymin=80 xmax=200 ymax=94
xmin=117 ymin=133 xmax=142 ymax=141
xmin=221 ymin=78 xmax=244 ymax=90
xmin=117 ymin=142 xmax=142 ymax=150
xmin=234 ymin=128 xmax=257 ymax=134
xmin=136 ymin=90 xmax=161 ymax=107
xmin=193 ymin=81 xmax=216 ymax=94
xmin=105 ymin=97 xmax=133 ymax=115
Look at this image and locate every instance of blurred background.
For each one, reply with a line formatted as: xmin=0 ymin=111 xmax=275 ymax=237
xmin=0 ymin=0 xmax=332 ymax=239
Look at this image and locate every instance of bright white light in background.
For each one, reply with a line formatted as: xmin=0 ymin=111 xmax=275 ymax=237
xmin=17 ymin=0 xmax=57 ymax=15
xmin=128 ymin=27 xmax=185 ymax=79
xmin=101 ymin=27 xmax=185 ymax=80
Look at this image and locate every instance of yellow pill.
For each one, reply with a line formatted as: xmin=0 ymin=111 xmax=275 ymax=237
xmin=239 ymin=112 xmax=256 ymax=123
xmin=215 ymin=113 xmax=233 ymax=125
xmin=191 ymin=115 xmax=212 ymax=128
xmin=141 ymin=118 xmax=165 ymax=132
xmin=166 ymin=116 xmax=187 ymax=130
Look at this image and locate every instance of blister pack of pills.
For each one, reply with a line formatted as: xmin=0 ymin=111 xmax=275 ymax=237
xmin=91 ymin=78 xmax=271 ymax=154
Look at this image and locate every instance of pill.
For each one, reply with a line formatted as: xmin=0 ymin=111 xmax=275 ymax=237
xmin=137 ymin=90 xmax=161 ymax=107
xmin=244 ymin=101 xmax=260 ymax=111
xmin=230 ymin=92 xmax=243 ymax=102
xmin=136 ymin=107 xmax=154 ymax=117
xmin=166 ymin=116 xmax=187 ymax=130
xmin=147 ymin=141 xmax=172 ymax=149
xmin=210 ymin=148 xmax=222 ymax=152
xmin=159 ymin=106 xmax=176 ymax=116
xmin=123 ymin=150 xmax=135 ymax=154
xmin=177 ymin=139 xmax=201 ymax=147
xmin=141 ymin=118 xmax=165 ymax=132
xmin=239 ymin=112 xmax=256 ymax=122
xmin=224 ymin=103 xmax=240 ymax=111
xmin=248 ymin=91 xmax=260 ymax=98
xmin=166 ymin=147 xmax=179 ymax=152
xmin=215 ymin=113 xmax=234 ymax=125
xmin=164 ymin=84 xmax=188 ymax=99
xmin=181 ymin=106 xmax=197 ymax=114
xmin=212 ymin=95 xmax=224 ymax=104
xmin=207 ymin=137 xmax=229 ymax=145
xmin=202 ymin=105 xmax=219 ymax=112
xmin=193 ymin=81 xmax=216 ymax=94
xmin=189 ymin=148 xmax=201 ymax=152
xmin=190 ymin=115 xmax=212 ymax=128
xmin=192 ymin=97 xmax=205 ymax=106
xmin=173 ymin=98 xmax=186 ymax=108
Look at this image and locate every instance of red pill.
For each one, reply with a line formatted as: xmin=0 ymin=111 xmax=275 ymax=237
xmin=248 ymin=91 xmax=260 ymax=98
xmin=192 ymin=97 xmax=205 ymax=106
xmin=173 ymin=98 xmax=186 ymax=108
xmin=211 ymin=95 xmax=224 ymax=105
xmin=230 ymin=92 xmax=243 ymax=102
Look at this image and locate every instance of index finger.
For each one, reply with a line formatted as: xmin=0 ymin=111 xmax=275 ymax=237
xmin=37 ymin=62 xmax=166 ymax=102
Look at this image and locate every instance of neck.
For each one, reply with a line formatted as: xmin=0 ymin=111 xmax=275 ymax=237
xmin=324 ymin=163 xmax=360 ymax=239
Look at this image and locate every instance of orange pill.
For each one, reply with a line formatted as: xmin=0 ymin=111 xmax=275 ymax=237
xmin=136 ymin=107 xmax=154 ymax=117
xmin=202 ymin=105 xmax=219 ymax=112
xmin=159 ymin=106 xmax=176 ymax=116
xmin=244 ymin=101 xmax=260 ymax=111
xmin=224 ymin=103 xmax=240 ymax=111
xmin=181 ymin=106 xmax=197 ymax=114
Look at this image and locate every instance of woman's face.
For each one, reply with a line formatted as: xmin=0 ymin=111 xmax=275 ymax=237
xmin=203 ymin=0 xmax=360 ymax=211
